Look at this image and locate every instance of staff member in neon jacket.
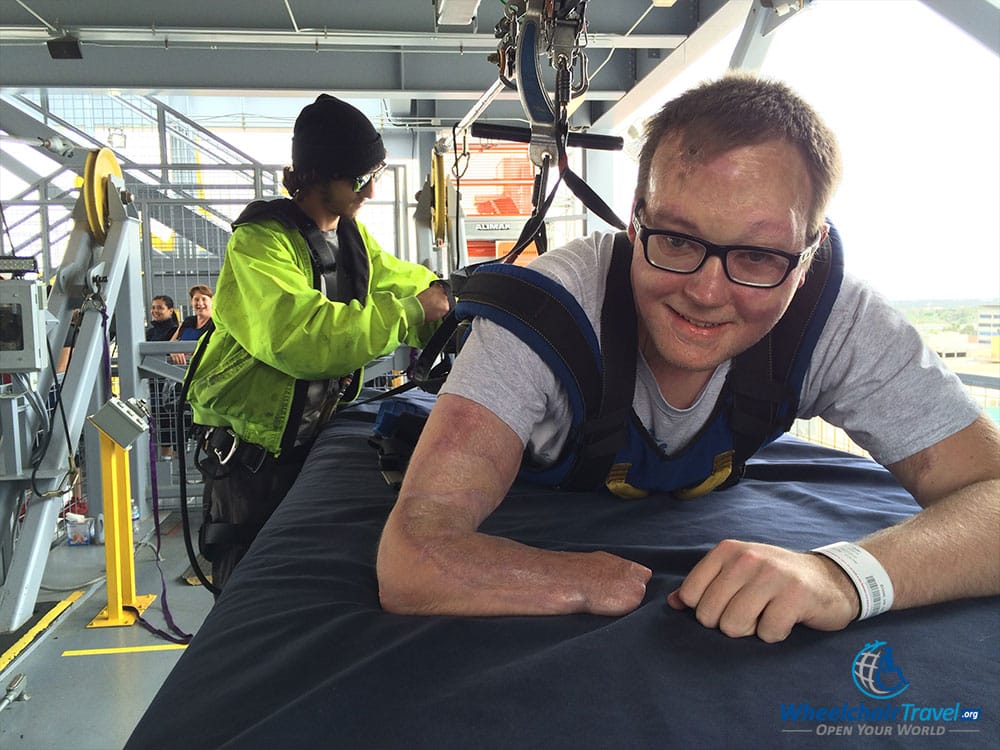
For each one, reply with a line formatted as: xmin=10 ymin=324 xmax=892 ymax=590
xmin=188 ymin=94 xmax=450 ymax=590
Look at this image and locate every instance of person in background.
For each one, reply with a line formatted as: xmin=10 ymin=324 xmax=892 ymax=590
xmin=169 ymin=285 xmax=214 ymax=365
xmin=145 ymin=294 xmax=180 ymax=457
xmin=186 ymin=94 xmax=451 ymax=591
xmin=376 ymin=74 xmax=1000 ymax=643
xmin=145 ymin=294 xmax=178 ymax=341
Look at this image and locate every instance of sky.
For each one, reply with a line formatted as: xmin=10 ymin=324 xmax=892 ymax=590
xmin=672 ymin=0 xmax=1000 ymax=302
xmin=760 ymin=0 xmax=1000 ymax=302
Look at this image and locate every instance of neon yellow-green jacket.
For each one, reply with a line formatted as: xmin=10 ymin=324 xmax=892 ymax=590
xmin=187 ymin=206 xmax=439 ymax=456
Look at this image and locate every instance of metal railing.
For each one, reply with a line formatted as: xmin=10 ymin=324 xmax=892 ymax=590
xmin=791 ymin=372 xmax=1000 ymax=458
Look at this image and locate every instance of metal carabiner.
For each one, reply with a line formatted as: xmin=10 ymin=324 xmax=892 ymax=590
xmin=214 ymin=429 xmax=240 ymax=466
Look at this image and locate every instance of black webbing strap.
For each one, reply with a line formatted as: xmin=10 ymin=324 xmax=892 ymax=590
xmin=457 ymin=269 xmax=604 ymax=418
xmin=727 ymin=236 xmax=838 ymax=480
xmin=201 ymin=520 xmax=259 ymax=549
xmin=469 ymin=121 xmax=627 ymax=240
xmin=500 ymin=155 xmax=626 ymax=261
xmin=562 ymin=231 xmax=636 ymax=489
xmin=231 ymin=197 xmax=372 ymax=304
xmin=415 ymin=232 xmax=636 ymax=491
xmin=411 ymin=314 xmax=462 ymax=392
xmin=497 ymin=166 xmax=564 ymax=264
xmin=562 ymin=166 xmax=627 ymax=231
xmin=409 ymin=121 xmax=627 ymax=393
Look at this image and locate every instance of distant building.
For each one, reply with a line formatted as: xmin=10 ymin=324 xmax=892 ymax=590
xmin=978 ymin=304 xmax=1000 ymax=345
xmin=928 ymin=331 xmax=971 ymax=358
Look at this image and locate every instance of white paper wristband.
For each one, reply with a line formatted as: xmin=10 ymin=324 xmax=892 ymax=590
xmin=812 ymin=542 xmax=894 ymax=620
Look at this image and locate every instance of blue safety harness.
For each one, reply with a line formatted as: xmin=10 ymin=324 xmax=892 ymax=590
xmin=374 ymin=224 xmax=844 ymax=498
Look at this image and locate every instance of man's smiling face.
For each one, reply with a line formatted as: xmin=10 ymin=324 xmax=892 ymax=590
xmin=630 ymin=134 xmax=818 ymax=392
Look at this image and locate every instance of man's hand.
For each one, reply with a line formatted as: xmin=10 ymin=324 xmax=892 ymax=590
xmin=417 ymin=282 xmax=451 ymax=323
xmin=669 ymin=417 xmax=1000 ymax=643
xmin=377 ymin=393 xmax=653 ymax=617
xmin=577 ymin=552 xmax=653 ymax=616
xmin=666 ymin=540 xmax=858 ymax=642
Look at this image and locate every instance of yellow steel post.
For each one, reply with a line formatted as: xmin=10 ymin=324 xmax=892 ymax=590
xmin=88 ymin=430 xmax=155 ymax=628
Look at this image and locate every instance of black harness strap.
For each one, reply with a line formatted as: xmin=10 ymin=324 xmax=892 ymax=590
xmin=470 ymin=122 xmax=627 ymax=246
xmin=234 ymin=199 xmax=335 ymax=294
xmin=726 ymin=234 xmax=840 ymax=484
xmin=562 ymin=166 xmax=627 ymax=232
xmin=562 ymin=231 xmax=636 ymax=489
xmin=458 ymin=269 xmax=604 ymax=417
xmin=233 ymin=197 xmax=371 ymax=306
xmin=397 ymin=232 xmax=634 ymax=489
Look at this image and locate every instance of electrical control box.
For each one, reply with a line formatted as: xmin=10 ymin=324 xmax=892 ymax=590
xmin=0 ymin=279 xmax=47 ymax=372
xmin=87 ymin=396 xmax=150 ymax=448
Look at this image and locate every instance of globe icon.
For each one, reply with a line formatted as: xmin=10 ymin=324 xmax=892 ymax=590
xmin=852 ymin=641 xmax=910 ymax=700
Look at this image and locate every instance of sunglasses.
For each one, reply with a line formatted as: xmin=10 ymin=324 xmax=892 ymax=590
xmin=351 ymin=163 xmax=387 ymax=192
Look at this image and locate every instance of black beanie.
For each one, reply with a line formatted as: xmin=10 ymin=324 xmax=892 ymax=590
xmin=291 ymin=94 xmax=386 ymax=179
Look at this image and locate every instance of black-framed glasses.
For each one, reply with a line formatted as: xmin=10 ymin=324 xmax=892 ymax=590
xmin=351 ymin=163 xmax=387 ymax=192
xmin=632 ymin=205 xmax=822 ymax=289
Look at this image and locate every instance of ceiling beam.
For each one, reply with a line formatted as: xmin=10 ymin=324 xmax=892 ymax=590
xmin=729 ymin=0 xmax=810 ymax=72
xmin=918 ymin=0 xmax=1000 ymax=56
xmin=0 ymin=26 xmax=686 ymax=52
xmin=593 ymin=0 xmax=753 ymax=134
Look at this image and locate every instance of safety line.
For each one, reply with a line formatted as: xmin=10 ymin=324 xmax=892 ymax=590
xmin=62 ymin=643 xmax=187 ymax=657
xmin=0 ymin=590 xmax=84 ymax=671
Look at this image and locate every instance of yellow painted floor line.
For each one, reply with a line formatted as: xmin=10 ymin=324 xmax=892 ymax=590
xmin=62 ymin=643 xmax=187 ymax=657
xmin=0 ymin=590 xmax=84 ymax=672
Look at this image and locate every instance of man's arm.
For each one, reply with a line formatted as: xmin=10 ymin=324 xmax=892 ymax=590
xmin=376 ymin=393 xmax=652 ymax=616
xmin=863 ymin=413 xmax=1000 ymax=604
xmin=668 ymin=414 xmax=1000 ymax=642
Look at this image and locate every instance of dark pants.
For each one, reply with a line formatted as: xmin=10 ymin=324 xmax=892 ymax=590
xmin=199 ymin=456 xmax=305 ymax=593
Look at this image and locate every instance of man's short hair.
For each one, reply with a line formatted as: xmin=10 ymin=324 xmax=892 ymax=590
xmin=635 ymin=73 xmax=842 ymax=236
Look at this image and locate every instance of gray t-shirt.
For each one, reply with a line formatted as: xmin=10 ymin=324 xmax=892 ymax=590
xmin=440 ymin=232 xmax=980 ymax=468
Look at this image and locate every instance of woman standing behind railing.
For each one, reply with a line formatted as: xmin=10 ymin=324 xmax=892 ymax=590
xmin=169 ymin=285 xmax=215 ymax=365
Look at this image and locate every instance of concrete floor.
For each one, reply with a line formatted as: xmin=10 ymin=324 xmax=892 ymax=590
xmin=0 ymin=512 xmax=214 ymax=750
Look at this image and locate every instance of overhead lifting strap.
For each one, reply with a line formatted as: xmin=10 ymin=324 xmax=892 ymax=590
xmin=467 ymin=0 xmax=626 ymax=267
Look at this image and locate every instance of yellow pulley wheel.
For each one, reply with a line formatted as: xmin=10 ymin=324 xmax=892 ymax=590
xmin=82 ymin=147 xmax=123 ymax=244
xmin=430 ymin=149 xmax=448 ymax=246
